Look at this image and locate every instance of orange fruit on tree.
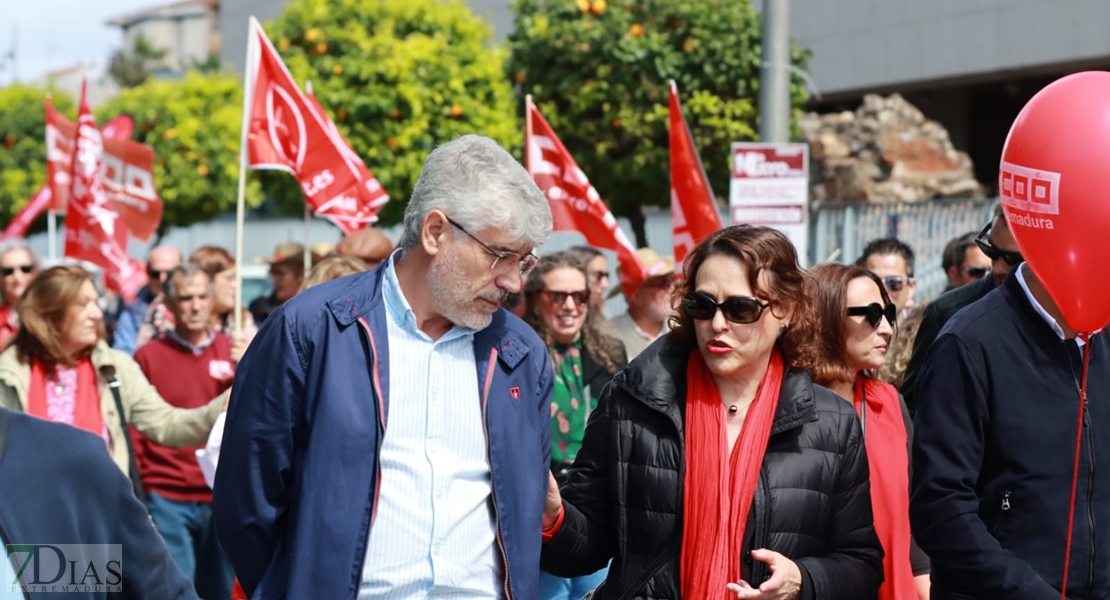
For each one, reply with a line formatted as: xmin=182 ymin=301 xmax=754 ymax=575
xmin=629 ymin=23 xmax=645 ymax=37
xmin=590 ymin=0 xmax=607 ymax=14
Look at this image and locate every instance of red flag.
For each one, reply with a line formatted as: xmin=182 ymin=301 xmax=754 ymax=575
xmin=669 ymin=81 xmax=722 ymax=266
xmin=246 ymin=20 xmax=387 ymax=235
xmin=525 ymin=97 xmax=645 ymax=298
xmin=1 ymin=186 xmax=53 ymax=241
xmin=63 ymin=82 xmax=147 ymax=304
xmin=46 ymin=99 xmax=162 ymax=241
xmin=304 ymin=89 xmax=390 ymax=233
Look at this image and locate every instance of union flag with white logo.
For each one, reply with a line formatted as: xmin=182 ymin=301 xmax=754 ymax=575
xmin=669 ymin=81 xmax=722 ymax=266
xmin=246 ymin=18 xmax=388 ymax=234
xmin=62 ymin=83 xmax=147 ymax=304
xmin=525 ymin=97 xmax=645 ymax=298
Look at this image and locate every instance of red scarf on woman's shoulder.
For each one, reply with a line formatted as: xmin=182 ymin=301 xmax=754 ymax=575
xmin=26 ymin=357 xmax=105 ymax=439
xmin=855 ymin=375 xmax=915 ymax=600
xmin=681 ymin=348 xmax=785 ymax=598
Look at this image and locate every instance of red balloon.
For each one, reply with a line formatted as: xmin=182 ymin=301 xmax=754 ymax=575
xmin=999 ymin=71 xmax=1110 ymax=333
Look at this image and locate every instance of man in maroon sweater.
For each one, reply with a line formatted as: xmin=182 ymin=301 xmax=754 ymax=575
xmin=134 ymin=263 xmax=235 ymax=600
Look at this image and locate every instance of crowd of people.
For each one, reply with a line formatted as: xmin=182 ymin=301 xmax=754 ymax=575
xmin=0 ymin=132 xmax=1097 ymax=600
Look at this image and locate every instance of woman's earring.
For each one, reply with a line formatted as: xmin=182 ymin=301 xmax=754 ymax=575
xmin=780 ymin=323 xmax=789 ymax=336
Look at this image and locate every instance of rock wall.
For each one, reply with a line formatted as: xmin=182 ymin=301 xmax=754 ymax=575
xmin=799 ymin=94 xmax=984 ymax=203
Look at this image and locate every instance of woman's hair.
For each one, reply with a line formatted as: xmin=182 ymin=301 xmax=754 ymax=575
xmin=188 ymin=245 xmax=234 ymax=277
xmin=0 ymin=238 xmax=41 ymax=270
xmin=668 ymin=225 xmax=816 ymax=369
xmin=804 ymin=262 xmax=895 ymax=388
xmin=523 ymin=251 xmax=625 ymax=374
xmin=881 ymin=303 xmax=925 ymax=389
xmin=300 ymin=255 xmax=369 ymax=291
xmin=15 ymin=265 xmax=103 ymax=369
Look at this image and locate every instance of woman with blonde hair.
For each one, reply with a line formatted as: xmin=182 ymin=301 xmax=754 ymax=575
xmin=0 ymin=266 xmax=226 ymax=482
xmin=0 ymin=239 xmax=40 ymax=351
xmin=805 ymin=262 xmax=930 ymax=600
xmin=300 ymin=255 xmax=369 ymax=291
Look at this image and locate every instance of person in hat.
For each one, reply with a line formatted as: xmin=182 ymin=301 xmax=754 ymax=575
xmin=248 ymin=243 xmax=306 ymax=325
xmin=609 ymin=248 xmax=677 ymax=360
xmin=336 ymin=227 xmax=395 ymax=269
xmin=310 ymin=243 xmax=338 ymax=265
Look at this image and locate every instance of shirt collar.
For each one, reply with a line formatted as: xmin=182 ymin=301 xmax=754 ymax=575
xmin=1014 ymin=264 xmax=1085 ymax=347
xmin=381 ymin=252 xmax=473 ymax=344
xmin=167 ymin=328 xmax=216 ymax=355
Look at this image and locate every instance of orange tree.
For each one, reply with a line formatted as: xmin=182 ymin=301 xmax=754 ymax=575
xmin=506 ymin=0 xmax=811 ymax=243
xmin=262 ymin=0 xmax=519 ymax=225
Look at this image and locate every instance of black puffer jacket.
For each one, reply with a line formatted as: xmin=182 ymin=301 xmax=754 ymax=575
xmin=541 ymin=336 xmax=884 ymax=600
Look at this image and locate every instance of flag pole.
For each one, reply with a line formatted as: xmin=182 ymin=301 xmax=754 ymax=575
xmin=47 ymin=210 xmax=57 ymax=260
xmin=234 ymin=18 xmax=257 ymax=333
xmin=524 ymin=95 xmax=534 ymax=171
xmin=303 ymin=80 xmax=314 ymax=274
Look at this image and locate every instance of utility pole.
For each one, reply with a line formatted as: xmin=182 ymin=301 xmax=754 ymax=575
xmin=759 ymin=0 xmax=790 ymax=143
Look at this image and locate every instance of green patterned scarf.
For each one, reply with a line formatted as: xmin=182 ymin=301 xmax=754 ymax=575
xmin=550 ymin=339 xmax=593 ymax=463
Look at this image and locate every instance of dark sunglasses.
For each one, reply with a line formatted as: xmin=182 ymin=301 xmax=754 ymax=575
xmin=847 ymin=302 xmax=897 ymax=328
xmin=147 ymin=268 xmax=171 ymax=280
xmin=0 ymin=265 xmax=33 ymax=277
xmin=881 ymin=276 xmax=913 ymax=293
xmin=963 ymin=266 xmax=990 ymax=279
xmin=546 ymin=290 xmax=590 ymax=307
xmin=975 ymin=223 xmax=1023 ymax=266
xmin=685 ymin=291 xmax=771 ymax=325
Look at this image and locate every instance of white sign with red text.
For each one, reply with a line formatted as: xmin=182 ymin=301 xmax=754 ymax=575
xmin=729 ymin=143 xmax=810 ymax=264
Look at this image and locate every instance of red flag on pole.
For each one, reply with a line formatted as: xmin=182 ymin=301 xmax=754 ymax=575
xmin=1 ymin=186 xmax=53 ymax=241
xmin=304 ymin=89 xmax=389 ymax=233
xmin=525 ymin=97 xmax=645 ymax=298
xmin=669 ymin=80 xmax=722 ymax=266
xmin=246 ymin=20 xmax=388 ymax=234
xmin=62 ymin=82 xmax=148 ymax=303
xmin=46 ymin=99 xmax=163 ymax=241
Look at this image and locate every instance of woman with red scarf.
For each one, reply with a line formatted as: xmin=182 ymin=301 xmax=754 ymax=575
xmin=0 ymin=239 xmax=38 ymax=352
xmin=0 ymin=266 xmax=226 ymax=476
xmin=539 ymin=226 xmax=882 ymax=600
xmin=805 ymin=263 xmax=930 ymax=600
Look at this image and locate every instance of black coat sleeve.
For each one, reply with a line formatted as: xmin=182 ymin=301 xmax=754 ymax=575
xmin=794 ymin=403 xmax=885 ymax=600
xmin=540 ymin=381 xmax=619 ymax=577
xmin=910 ymin=333 xmax=1059 ymax=600
xmin=900 ymin=301 xmax=942 ymax=418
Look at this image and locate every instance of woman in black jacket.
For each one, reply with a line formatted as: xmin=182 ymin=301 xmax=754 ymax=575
xmin=524 ymin=251 xmax=628 ymax=600
xmin=540 ymin=226 xmax=883 ymax=600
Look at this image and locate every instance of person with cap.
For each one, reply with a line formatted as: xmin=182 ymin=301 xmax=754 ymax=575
xmin=335 ymin=227 xmax=395 ymax=269
xmin=248 ymin=243 xmax=306 ymax=325
xmin=609 ymin=248 xmax=677 ymax=360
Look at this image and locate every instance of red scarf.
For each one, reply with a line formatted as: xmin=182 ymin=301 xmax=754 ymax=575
xmin=27 ymin=357 xmax=105 ymax=438
xmin=681 ymin=348 xmax=785 ymax=599
xmin=855 ymin=375 xmax=915 ymax=600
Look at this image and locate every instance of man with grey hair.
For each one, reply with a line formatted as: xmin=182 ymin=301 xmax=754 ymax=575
xmin=134 ymin=263 xmax=236 ymax=600
xmin=215 ymin=135 xmax=556 ymax=600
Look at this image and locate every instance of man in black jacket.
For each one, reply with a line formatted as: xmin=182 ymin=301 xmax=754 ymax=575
xmin=900 ymin=202 xmax=1023 ymax=416
xmin=911 ymin=262 xmax=1110 ymax=600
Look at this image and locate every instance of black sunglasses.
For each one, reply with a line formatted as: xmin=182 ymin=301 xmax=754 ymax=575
xmin=685 ymin=291 xmax=771 ymax=325
xmin=545 ymin=290 xmax=590 ymax=307
xmin=147 ymin=268 xmax=171 ymax=280
xmin=881 ymin=276 xmax=913 ymax=293
xmin=0 ymin=265 xmax=33 ymax=277
xmin=847 ymin=302 xmax=897 ymax=328
xmin=975 ymin=223 xmax=1023 ymax=266
xmin=963 ymin=266 xmax=990 ymax=279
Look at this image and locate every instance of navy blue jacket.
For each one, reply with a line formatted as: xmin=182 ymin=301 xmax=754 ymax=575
xmin=0 ymin=408 xmax=197 ymax=600
xmin=911 ymin=271 xmax=1110 ymax=600
xmin=214 ymin=264 xmax=554 ymax=600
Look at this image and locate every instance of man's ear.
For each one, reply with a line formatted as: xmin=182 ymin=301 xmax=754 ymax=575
xmin=421 ymin=210 xmax=450 ymax=258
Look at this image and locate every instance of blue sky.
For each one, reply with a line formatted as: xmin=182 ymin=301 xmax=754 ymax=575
xmin=1 ymin=0 xmax=157 ymax=86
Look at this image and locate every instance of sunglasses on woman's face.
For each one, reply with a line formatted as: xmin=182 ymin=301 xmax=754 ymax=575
xmin=546 ymin=290 xmax=590 ymax=307
xmin=0 ymin=265 xmax=32 ymax=277
xmin=685 ymin=291 xmax=771 ymax=325
xmin=847 ymin=302 xmax=897 ymax=328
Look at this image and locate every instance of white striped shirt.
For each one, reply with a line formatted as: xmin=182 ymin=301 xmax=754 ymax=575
xmin=359 ymin=257 xmax=501 ymax=599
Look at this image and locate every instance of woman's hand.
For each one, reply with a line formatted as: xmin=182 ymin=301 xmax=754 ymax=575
xmin=543 ymin=470 xmax=563 ymax=529
xmin=725 ymin=549 xmax=802 ymax=600
xmin=230 ymin=330 xmax=255 ymax=366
